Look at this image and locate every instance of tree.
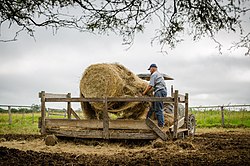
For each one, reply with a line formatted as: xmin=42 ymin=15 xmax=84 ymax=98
xmin=0 ymin=0 xmax=249 ymax=55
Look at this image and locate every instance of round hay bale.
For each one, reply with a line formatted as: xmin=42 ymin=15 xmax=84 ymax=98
xmin=45 ymin=135 xmax=58 ymax=146
xmin=80 ymin=63 xmax=149 ymax=119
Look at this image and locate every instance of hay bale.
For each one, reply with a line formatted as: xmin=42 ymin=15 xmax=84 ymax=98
xmin=80 ymin=63 xmax=149 ymax=119
xmin=80 ymin=63 xmax=175 ymax=126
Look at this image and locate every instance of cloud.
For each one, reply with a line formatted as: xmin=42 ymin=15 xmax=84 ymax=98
xmin=0 ymin=25 xmax=250 ymax=108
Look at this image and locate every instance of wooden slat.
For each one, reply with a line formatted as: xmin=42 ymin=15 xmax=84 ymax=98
xmin=45 ymin=119 xmax=151 ymax=130
xmin=46 ymin=129 xmax=157 ymax=140
xmin=146 ymin=118 xmax=168 ymax=141
xmin=47 ymin=129 xmax=103 ymax=139
xmin=177 ymin=128 xmax=188 ymax=134
xmin=40 ymin=91 xmax=46 ymax=135
xmin=107 ymin=97 xmax=174 ymax=102
xmin=173 ymin=90 xmax=179 ymax=139
xmin=44 ymin=93 xmax=68 ymax=99
xmin=45 ymin=97 xmax=174 ymax=103
xmin=178 ymin=94 xmax=185 ymax=102
xmin=45 ymin=98 xmax=105 ymax=102
xmin=70 ymin=108 xmax=80 ymax=120
xmin=67 ymin=93 xmax=72 ymax=119
xmin=169 ymin=117 xmax=185 ymax=132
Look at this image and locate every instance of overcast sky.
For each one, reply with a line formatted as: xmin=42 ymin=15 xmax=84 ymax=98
xmin=0 ymin=21 xmax=250 ymax=109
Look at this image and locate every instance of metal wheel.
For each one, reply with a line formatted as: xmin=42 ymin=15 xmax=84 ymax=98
xmin=187 ymin=114 xmax=196 ymax=136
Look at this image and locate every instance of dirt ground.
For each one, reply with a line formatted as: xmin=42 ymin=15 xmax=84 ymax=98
xmin=0 ymin=128 xmax=249 ymax=166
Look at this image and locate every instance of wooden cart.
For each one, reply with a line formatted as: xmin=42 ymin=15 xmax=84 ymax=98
xmin=38 ymin=89 xmax=195 ymax=141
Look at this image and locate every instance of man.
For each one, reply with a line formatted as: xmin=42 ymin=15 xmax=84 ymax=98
xmin=142 ymin=64 xmax=167 ymax=127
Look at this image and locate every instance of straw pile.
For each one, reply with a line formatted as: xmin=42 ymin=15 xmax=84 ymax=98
xmin=80 ymin=63 xmax=149 ymax=119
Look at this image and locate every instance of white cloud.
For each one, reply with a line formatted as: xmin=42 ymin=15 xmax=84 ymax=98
xmin=0 ymin=23 xmax=250 ymax=108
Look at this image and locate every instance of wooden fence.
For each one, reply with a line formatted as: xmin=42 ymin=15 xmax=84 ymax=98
xmin=190 ymin=104 xmax=250 ymax=127
xmin=0 ymin=104 xmax=33 ymax=125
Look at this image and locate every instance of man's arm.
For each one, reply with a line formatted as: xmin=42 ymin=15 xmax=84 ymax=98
xmin=142 ymin=85 xmax=152 ymax=95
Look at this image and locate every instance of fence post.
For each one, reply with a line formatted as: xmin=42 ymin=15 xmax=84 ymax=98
xmin=173 ymin=90 xmax=179 ymax=139
xmin=67 ymin=93 xmax=72 ymax=119
xmin=32 ymin=109 xmax=34 ymax=124
xmin=8 ymin=106 xmax=12 ymax=125
xmin=40 ymin=91 xmax=46 ymax=135
xmin=221 ymin=106 xmax=225 ymax=127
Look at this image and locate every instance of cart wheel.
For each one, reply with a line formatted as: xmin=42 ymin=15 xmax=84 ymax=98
xmin=188 ymin=114 xmax=196 ymax=136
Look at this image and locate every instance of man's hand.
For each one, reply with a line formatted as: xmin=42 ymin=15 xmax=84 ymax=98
xmin=143 ymin=85 xmax=152 ymax=96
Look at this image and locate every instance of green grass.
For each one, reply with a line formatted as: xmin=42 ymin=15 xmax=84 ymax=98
xmin=0 ymin=113 xmax=41 ymax=134
xmin=191 ymin=110 xmax=250 ymax=128
xmin=0 ymin=110 xmax=249 ymax=134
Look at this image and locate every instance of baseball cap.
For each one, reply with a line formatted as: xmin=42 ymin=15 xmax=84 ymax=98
xmin=148 ymin=64 xmax=157 ymax=70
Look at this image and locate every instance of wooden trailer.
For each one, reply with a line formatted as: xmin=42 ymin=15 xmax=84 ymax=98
xmin=38 ymin=89 xmax=195 ymax=141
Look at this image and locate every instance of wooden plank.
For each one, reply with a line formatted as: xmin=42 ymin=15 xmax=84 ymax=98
xmin=47 ymin=129 xmax=103 ymax=139
xmin=46 ymin=128 xmax=157 ymax=140
xmin=70 ymin=108 xmax=80 ymax=120
xmin=44 ymin=93 xmax=68 ymax=98
xmin=169 ymin=117 xmax=185 ymax=132
xmin=103 ymin=97 xmax=109 ymax=139
xmin=173 ymin=90 xmax=179 ymax=139
xmin=146 ymin=118 xmax=168 ymax=141
xmin=45 ymin=98 xmax=105 ymax=102
xmin=45 ymin=97 xmax=174 ymax=103
xmin=107 ymin=97 xmax=174 ymax=102
xmin=67 ymin=93 xmax=71 ymax=119
xmin=185 ymin=93 xmax=189 ymax=129
xmin=178 ymin=94 xmax=185 ymax=102
xmin=45 ymin=119 xmax=151 ymax=130
xmin=40 ymin=91 xmax=46 ymax=135
xmin=177 ymin=128 xmax=188 ymax=133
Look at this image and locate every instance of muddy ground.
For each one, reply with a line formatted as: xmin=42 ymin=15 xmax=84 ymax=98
xmin=0 ymin=129 xmax=249 ymax=166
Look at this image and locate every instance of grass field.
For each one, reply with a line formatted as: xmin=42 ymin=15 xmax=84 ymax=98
xmin=0 ymin=110 xmax=249 ymax=134
xmin=191 ymin=110 xmax=250 ymax=128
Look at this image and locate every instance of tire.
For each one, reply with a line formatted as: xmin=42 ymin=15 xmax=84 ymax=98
xmin=187 ymin=114 xmax=196 ymax=136
xmin=164 ymin=103 xmax=185 ymax=118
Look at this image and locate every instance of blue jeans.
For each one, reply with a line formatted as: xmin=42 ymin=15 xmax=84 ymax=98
xmin=147 ymin=89 xmax=167 ymax=127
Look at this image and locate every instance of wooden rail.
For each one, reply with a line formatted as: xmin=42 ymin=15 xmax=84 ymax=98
xmin=38 ymin=90 xmax=189 ymax=140
xmin=0 ymin=104 xmax=33 ymax=125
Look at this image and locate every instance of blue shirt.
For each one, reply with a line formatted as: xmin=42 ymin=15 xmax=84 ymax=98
xmin=149 ymin=71 xmax=167 ymax=92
